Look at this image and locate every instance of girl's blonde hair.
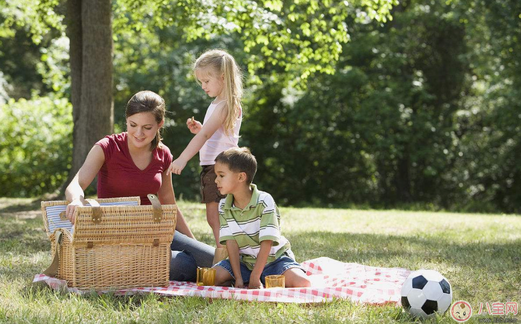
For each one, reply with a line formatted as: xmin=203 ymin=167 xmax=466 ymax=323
xmin=194 ymin=49 xmax=242 ymax=133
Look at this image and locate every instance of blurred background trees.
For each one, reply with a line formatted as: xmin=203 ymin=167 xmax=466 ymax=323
xmin=1 ymin=0 xmax=520 ymax=213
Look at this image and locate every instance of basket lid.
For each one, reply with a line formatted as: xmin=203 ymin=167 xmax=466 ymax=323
xmin=41 ymin=197 xmax=141 ymax=237
xmin=71 ymin=204 xmax=176 ymax=246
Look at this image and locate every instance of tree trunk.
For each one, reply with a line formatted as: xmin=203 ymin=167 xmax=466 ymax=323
xmin=62 ymin=0 xmax=113 ymax=195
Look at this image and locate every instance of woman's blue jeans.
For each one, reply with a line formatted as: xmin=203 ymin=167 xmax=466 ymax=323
xmin=169 ymin=230 xmax=214 ymax=282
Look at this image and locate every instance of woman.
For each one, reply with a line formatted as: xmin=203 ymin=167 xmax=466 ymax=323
xmin=65 ymin=90 xmax=214 ymax=281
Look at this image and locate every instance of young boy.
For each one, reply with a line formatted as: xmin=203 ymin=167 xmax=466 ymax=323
xmin=212 ymin=147 xmax=311 ymax=289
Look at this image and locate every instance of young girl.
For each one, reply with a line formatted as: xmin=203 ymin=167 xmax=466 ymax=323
xmin=168 ymin=49 xmax=243 ymax=248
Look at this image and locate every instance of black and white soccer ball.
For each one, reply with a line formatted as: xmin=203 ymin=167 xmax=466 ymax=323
xmin=401 ymin=269 xmax=452 ymax=318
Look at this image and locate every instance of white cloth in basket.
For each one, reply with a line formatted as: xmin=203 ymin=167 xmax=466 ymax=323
xmin=45 ymin=200 xmax=139 ymax=234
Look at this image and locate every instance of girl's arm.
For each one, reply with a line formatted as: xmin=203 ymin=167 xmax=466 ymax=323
xmin=169 ymin=103 xmax=227 ymax=175
xmin=157 ymin=171 xmax=195 ymax=238
xmin=65 ymin=145 xmax=105 ymax=223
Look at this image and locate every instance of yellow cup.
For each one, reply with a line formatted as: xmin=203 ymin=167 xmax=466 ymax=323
xmin=203 ymin=268 xmax=216 ymax=286
xmin=196 ymin=267 xmax=216 ymax=286
xmin=265 ymin=275 xmax=285 ymax=288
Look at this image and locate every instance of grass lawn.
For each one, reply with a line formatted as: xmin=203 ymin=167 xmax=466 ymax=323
xmin=0 ymin=197 xmax=520 ymax=323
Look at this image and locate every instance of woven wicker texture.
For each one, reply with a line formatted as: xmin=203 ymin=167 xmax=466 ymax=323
xmin=41 ymin=197 xmax=141 ymax=237
xmin=43 ymin=197 xmax=176 ymax=290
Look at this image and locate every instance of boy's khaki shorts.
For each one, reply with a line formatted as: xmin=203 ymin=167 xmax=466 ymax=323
xmin=200 ymin=165 xmax=226 ymax=203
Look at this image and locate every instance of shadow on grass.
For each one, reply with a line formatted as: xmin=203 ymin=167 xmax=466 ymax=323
xmin=0 ymin=199 xmax=41 ymax=213
xmin=0 ymin=216 xmax=50 ymax=254
xmin=287 ymin=231 xmax=521 ymax=272
xmin=4 ymin=229 xmax=519 ymax=282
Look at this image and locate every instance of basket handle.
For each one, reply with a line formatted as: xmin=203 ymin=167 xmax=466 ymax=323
xmin=57 ymin=199 xmax=102 ymax=223
xmin=85 ymin=198 xmax=102 ymax=224
xmin=43 ymin=230 xmax=63 ymax=277
xmin=148 ymin=194 xmax=162 ymax=222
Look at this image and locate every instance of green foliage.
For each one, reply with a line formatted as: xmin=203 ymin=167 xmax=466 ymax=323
xmin=354 ymin=1 xmax=469 ymax=207
xmin=0 ymin=95 xmax=72 ymax=197
xmin=239 ymin=0 xmax=521 ymax=213
xmin=2 ymin=0 xmax=521 ymax=215
xmin=0 ymin=0 xmax=64 ymax=44
xmin=113 ymin=0 xmax=397 ymax=86
xmin=0 ymin=0 xmax=400 ymax=200
xmin=0 ymin=24 xmax=48 ymax=99
xmin=36 ymin=35 xmax=70 ymax=95
xmin=108 ymin=0 xmax=398 ymax=202
xmin=451 ymin=0 xmax=521 ymax=213
xmin=0 ymin=1 xmax=69 ymax=99
xmin=242 ymin=0 xmax=471 ymax=208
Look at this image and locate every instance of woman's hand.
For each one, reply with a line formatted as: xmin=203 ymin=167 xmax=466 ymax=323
xmin=186 ymin=117 xmax=202 ymax=135
xmin=66 ymin=198 xmax=85 ymax=224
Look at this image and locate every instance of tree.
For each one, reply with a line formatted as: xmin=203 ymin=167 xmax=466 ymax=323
xmin=65 ymin=0 xmax=113 ymax=186
xmin=239 ymin=0 xmax=471 ymax=207
xmin=0 ymin=0 xmax=113 ymax=189
xmin=1 ymin=0 xmax=397 ymax=195
xmin=75 ymin=0 xmax=396 ymax=191
xmin=448 ymin=0 xmax=521 ymax=212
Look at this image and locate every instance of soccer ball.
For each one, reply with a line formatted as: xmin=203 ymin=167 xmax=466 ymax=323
xmin=400 ymin=269 xmax=452 ymax=318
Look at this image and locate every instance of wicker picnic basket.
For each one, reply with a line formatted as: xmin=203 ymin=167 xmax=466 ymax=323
xmin=41 ymin=195 xmax=176 ymax=290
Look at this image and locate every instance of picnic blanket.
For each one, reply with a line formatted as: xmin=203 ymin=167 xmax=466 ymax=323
xmin=33 ymin=257 xmax=410 ymax=304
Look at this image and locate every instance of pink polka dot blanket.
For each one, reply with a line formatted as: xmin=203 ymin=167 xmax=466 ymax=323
xmin=33 ymin=257 xmax=410 ymax=304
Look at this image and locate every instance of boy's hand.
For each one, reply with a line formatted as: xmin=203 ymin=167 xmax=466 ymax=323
xmin=234 ymin=277 xmax=245 ymax=289
xmin=248 ymin=277 xmax=263 ymax=289
xmin=186 ymin=117 xmax=202 ymax=134
xmin=168 ymin=158 xmax=187 ymax=175
xmin=248 ymin=240 xmax=272 ymax=289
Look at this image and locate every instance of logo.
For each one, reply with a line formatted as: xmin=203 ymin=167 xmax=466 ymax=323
xmin=451 ymin=300 xmax=473 ymax=322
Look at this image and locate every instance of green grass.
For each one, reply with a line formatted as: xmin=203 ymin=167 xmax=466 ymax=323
xmin=0 ymin=197 xmax=520 ymax=323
